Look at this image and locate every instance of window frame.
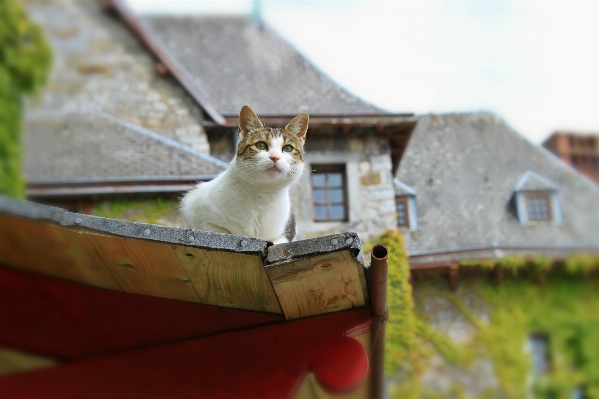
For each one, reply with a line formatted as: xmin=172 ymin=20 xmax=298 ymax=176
xmin=395 ymin=196 xmax=410 ymax=228
xmin=311 ymin=165 xmax=348 ymax=222
xmin=525 ymin=193 xmax=553 ymax=222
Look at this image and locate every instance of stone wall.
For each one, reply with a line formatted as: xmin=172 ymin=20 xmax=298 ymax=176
xmin=23 ymin=0 xmax=209 ymax=153
xmin=294 ymin=135 xmax=397 ymax=243
xmin=410 ymin=276 xmax=500 ymax=397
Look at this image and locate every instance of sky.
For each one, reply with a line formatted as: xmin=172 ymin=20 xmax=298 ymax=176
xmin=128 ymin=0 xmax=599 ymax=144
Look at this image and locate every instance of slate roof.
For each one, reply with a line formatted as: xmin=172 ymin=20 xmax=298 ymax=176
xmin=24 ymin=114 xmax=227 ymax=184
xmin=396 ymin=113 xmax=599 ymax=262
xmin=141 ymin=16 xmax=384 ymax=116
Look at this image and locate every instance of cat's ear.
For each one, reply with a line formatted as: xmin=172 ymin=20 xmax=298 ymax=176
xmin=285 ymin=112 xmax=309 ymax=141
xmin=238 ymin=105 xmax=263 ymax=137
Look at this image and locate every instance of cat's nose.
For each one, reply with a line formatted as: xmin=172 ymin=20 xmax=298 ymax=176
xmin=270 ymin=156 xmax=280 ymax=163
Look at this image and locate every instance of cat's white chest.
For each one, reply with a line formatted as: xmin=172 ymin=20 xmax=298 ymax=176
xmin=216 ymin=183 xmax=289 ymax=237
xmin=180 ymin=169 xmax=292 ymax=242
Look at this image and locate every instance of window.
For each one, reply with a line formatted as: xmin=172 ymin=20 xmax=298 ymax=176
xmin=572 ymin=387 xmax=585 ymax=399
xmin=514 ymin=172 xmax=561 ymax=226
xmin=312 ymin=166 xmax=347 ymax=222
xmin=396 ymin=197 xmax=409 ymax=227
xmin=526 ymin=194 xmax=552 ymax=221
xmin=393 ymin=179 xmax=418 ymax=230
xmin=529 ymin=334 xmax=550 ymax=375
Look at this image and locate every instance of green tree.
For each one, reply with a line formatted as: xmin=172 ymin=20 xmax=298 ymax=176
xmin=0 ymin=0 xmax=52 ymax=198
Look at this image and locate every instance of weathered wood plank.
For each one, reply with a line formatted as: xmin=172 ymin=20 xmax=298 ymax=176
xmin=0 ymin=215 xmax=121 ymax=290
xmin=266 ymin=251 xmax=367 ymax=320
xmin=173 ymin=246 xmax=282 ymax=314
xmin=84 ymin=233 xmax=200 ymax=302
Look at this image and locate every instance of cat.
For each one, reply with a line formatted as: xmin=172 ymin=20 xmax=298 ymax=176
xmin=180 ymin=105 xmax=308 ymax=244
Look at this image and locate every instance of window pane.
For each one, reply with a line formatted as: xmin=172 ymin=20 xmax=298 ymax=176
xmin=313 ymin=189 xmax=326 ymax=202
xmin=529 ymin=335 xmax=550 ymax=374
xmin=572 ymin=387 xmax=584 ymax=399
xmin=528 ymin=197 xmax=550 ymax=221
xmin=328 ymin=173 xmax=342 ymax=186
xmin=314 ymin=205 xmax=328 ymax=219
xmin=397 ymin=202 xmax=406 ymax=226
xmin=312 ymin=174 xmax=326 ymax=187
xmin=329 ymin=189 xmax=344 ymax=202
xmin=330 ymin=205 xmax=345 ymax=219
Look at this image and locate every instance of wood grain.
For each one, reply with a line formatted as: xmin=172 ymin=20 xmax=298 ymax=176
xmin=266 ymin=251 xmax=367 ymax=320
xmin=0 ymin=215 xmax=121 ymax=290
xmin=173 ymin=246 xmax=282 ymax=314
xmin=84 ymin=233 xmax=200 ymax=302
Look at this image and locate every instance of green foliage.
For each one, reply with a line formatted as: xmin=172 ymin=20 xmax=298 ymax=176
xmin=92 ymin=198 xmax=179 ymax=225
xmin=367 ymin=231 xmax=599 ymax=398
xmin=0 ymin=0 xmax=52 ymax=197
xmin=366 ymin=230 xmax=426 ymax=397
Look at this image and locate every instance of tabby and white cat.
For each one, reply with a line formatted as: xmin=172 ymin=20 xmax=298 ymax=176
xmin=180 ymin=105 xmax=308 ymax=244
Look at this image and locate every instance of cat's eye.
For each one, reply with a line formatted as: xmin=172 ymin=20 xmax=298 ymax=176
xmin=282 ymin=145 xmax=293 ymax=153
xmin=255 ymin=142 xmax=268 ymax=150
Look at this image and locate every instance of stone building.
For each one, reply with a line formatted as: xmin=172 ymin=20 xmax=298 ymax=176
xmin=22 ymin=0 xmax=599 ymax=261
xmin=23 ymin=0 xmax=210 ymax=152
xmin=22 ymin=0 xmax=416 ymax=243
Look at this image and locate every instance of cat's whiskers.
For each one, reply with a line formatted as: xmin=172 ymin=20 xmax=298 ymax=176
xmin=289 ymin=166 xmax=311 ymax=189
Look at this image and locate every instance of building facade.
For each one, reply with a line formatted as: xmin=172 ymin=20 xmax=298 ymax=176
xmin=543 ymin=131 xmax=599 ymax=185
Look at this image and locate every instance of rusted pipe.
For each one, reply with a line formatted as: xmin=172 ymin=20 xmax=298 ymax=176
xmin=370 ymin=244 xmax=389 ymax=399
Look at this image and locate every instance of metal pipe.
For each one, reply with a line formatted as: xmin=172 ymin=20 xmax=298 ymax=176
xmin=369 ymin=244 xmax=389 ymax=399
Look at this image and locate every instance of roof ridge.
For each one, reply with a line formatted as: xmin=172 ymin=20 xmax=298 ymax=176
xmin=514 ymin=170 xmax=560 ymax=192
xmin=107 ymin=0 xmax=227 ymax=125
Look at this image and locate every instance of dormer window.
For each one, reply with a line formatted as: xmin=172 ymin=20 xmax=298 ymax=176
xmin=513 ymin=171 xmax=561 ymax=226
xmin=393 ymin=179 xmax=417 ymax=230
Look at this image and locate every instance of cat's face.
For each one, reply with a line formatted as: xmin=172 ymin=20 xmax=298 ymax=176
xmin=234 ymin=105 xmax=307 ymax=186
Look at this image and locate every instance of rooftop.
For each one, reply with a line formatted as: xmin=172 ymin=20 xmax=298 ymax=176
xmin=396 ymin=113 xmax=599 ymax=264
xmin=24 ymin=114 xmax=227 ymax=196
xmin=140 ymin=15 xmax=385 ymax=117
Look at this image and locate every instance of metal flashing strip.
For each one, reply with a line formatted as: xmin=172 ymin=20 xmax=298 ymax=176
xmin=26 ymin=175 xmax=219 ymax=185
xmin=265 ymin=232 xmax=364 ymax=267
xmin=0 ymin=196 xmax=268 ymax=255
xmin=0 ymin=197 xmax=372 ymax=259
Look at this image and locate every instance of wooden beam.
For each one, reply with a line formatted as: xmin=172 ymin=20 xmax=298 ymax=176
xmin=173 ymin=246 xmax=282 ymax=314
xmin=84 ymin=233 xmax=201 ymax=303
xmin=0 ymin=215 xmax=122 ymax=291
xmin=266 ymin=251 xmax=367 ymax=320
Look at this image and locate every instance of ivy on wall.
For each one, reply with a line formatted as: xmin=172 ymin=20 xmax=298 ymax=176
xmin=92 ymin=198 xmax=179 ymax=225
xmin=367 ymin=230 xmax=599 ymax=399
xmin=0 ymin=0 xmax=52 ymax=197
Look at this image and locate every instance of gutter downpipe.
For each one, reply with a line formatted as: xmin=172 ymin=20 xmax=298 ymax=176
xmin=370 ymin=244 xmax=389 ymax=399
